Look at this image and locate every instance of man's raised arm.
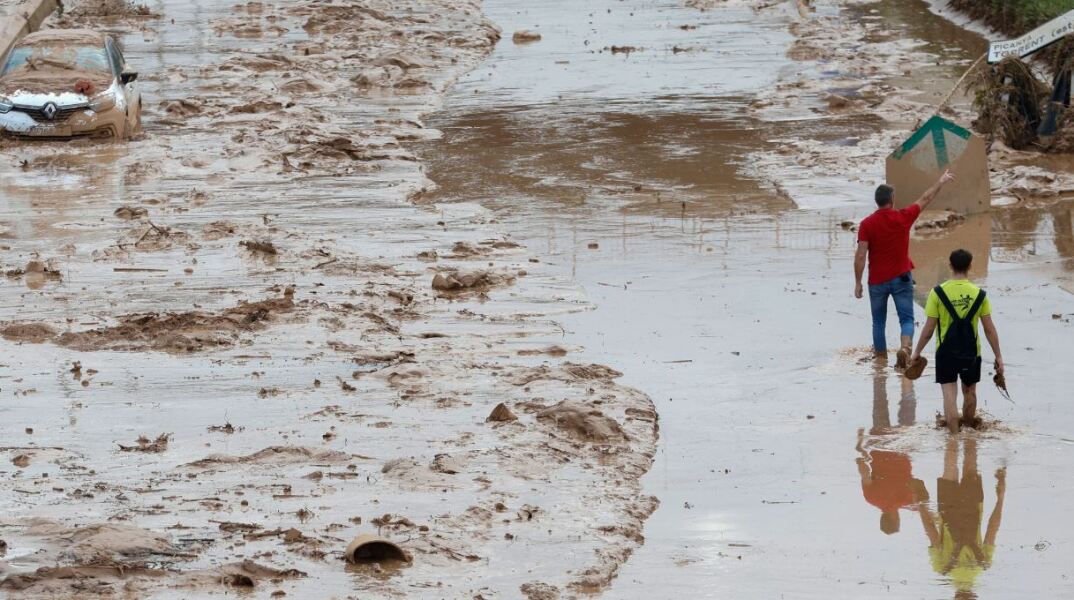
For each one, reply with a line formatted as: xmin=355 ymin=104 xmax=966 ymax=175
xmin=914 ymin=169 xmax=956 ymax=211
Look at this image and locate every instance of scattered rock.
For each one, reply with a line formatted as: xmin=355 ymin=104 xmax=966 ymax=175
xmin=486 ymin=402 xmax=518 ymax=422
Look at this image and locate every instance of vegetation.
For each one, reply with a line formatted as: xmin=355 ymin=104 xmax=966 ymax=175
xmin=950 ymin=0 xmax=1074 ymax=35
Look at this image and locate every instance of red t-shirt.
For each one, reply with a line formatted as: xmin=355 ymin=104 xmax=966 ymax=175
xmin=858 ymin=204 xmax=921 ymax=285
xmin=861 ymin=450 xmax=914 ymax=514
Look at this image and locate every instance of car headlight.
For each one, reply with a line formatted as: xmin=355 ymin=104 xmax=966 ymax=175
xmin=90 ymin=93 xmax=115 ymax=112
xmin=0 ymin=98 xmax=11 ymax=113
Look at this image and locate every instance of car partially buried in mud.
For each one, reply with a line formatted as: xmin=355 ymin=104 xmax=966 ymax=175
xmin=0 ymin=29 xmax=141 ymax=139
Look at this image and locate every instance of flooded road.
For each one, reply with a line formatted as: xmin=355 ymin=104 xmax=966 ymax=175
xmin=422 ymin=0 xmax=1074 ymax=597
xmin=0 ymin=0 xmax=660 ymax=597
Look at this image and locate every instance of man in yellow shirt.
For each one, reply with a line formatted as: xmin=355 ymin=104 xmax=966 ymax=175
xmin=910 ymin=249 xmax=1005 ymax=434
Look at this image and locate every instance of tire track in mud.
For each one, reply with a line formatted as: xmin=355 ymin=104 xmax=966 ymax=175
xmin=0 ymin=0 xmax=658 ymax=597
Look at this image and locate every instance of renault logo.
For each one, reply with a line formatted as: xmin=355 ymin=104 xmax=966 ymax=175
xmin=41 ymin=102 xmax=58 ymax=120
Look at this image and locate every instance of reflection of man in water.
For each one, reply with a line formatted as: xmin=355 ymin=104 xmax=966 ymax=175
xmin=855 ymin=429 xmax=923 ymax=534
xmin=915 ymin=437 xmax=1006 ymax=597
xmin=856 ymin=368 xmax=921 ymax=533
xmin=871 ymin=366 xmax=916 ymax=434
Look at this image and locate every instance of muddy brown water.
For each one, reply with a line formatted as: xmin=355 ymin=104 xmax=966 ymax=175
xmin=0 ymin=0 xmax=1071 ymax=597
xmin=0 ymin=0 xmax=661 ymax=597
xmin=421 ymin=0 xmax=1074 ymax=597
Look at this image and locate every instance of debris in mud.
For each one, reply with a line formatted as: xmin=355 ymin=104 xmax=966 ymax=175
xmin=431 ymin=453 xmax=465 ymax=474
xmin=217 ymin=521 xmax=261 ymax=534
xmin=202 ymin=221 xmax=238 ymax=240
xmin=969 ymin=57 xmax=1048 ymax=150
xmin=9 ymin=258 xmax=63 ymax=285
xmin=65 ymin=0 xmax=157 ymax=18
xmin=486 ymin=402 xmax=518 ymax=422
xmin=53 ymin=292 xmax=295 ymax=353
xmin=537 ymin=401 xmax=625 ymax=443
xmin=507 ymin=362 xmax=623 ymax=386
xmin=0 ymin=323 xmax=57 ymax=344
xmin=431 ymin=269 xmax=515 ymax=293
xmin=207 ymin=422 xmax=241 ymax=434
xmin=517 ymin=345 xmax=569 ymax=357
xmin=118 ymin=434 xmax=171 ymax=453
xmin=337 ymin=377 xmax=356 ymax=392
xmin=520 ymin=581 xmax=561 ymax=600
xmin=241 ymin=239 xmax=278 ymax=255
xmin=345 ymin=534 xmax=411 ymax=564
xmin=161 ymin=99 xmax=203 ymax=117
xmin=914 ymin=211 xmax=965 ymax=232
xmin=512 ymin=30 xmax=542 ymax=44
xmin=186 ymin=446 xmax=351 ymax=469
xmin=191 ymin=561 xmax=306 ymax=588
xmin=114 ymin=206 xmax=149 ymax=220
xmin=99 ymin=222 xmax=191 ymax=256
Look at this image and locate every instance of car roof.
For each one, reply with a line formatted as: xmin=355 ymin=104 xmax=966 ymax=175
xmin=16 ymin=29 xmax=108 ymax=47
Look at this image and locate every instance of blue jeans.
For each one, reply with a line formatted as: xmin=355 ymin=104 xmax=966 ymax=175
xmin=868 ymin=273 xmax=915 ymax=353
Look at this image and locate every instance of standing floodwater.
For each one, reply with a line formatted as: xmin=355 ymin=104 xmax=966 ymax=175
xmin=422 ymin=0 xmax=1074 ymax=597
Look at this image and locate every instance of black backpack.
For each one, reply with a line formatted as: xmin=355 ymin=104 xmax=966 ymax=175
xmin=934 ymin=286 xmax=986 ymax=362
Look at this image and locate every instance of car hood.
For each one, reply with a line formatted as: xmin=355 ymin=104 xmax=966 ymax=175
xmin=0 ymin=69 xmax=113 ymax=103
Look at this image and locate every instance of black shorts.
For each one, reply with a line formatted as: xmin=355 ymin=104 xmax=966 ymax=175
xmin=935 ymin=356 xmax=982 ymax=385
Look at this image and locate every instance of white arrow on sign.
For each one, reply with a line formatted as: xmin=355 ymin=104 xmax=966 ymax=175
xmin=988 ymin=9 xmax=1074 ymax=63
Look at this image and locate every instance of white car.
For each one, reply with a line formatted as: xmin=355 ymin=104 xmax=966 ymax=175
xmin=0 ymin=29 xmax=141 ymax=139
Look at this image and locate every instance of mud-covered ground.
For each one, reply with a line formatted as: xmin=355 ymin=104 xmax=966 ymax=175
xmin=420 ymin=0 xmax=1074 ymax=597
xmin=0 ymin=0 xmax=658 ymax=597
xmin=2 ymin=0 xmax=1073 ymax=597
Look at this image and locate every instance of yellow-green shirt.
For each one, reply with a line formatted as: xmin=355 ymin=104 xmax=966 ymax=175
xmin=924 ymin=280 xmax=992 ymax=356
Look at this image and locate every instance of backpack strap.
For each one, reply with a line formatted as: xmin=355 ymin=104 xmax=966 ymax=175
xmin=934 ymin=286 xmax=959 ymax=320
xmin=966 ymin=289 xmax=987 ymax=320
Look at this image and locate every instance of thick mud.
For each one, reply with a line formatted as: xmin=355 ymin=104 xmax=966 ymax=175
xmin=0 ymin=0 xmax=657 ymax=597
xmin=420 ymin=0 xmax=1074 ymax=597
xmin=3 ymin=0 xmax=1073 ymax=597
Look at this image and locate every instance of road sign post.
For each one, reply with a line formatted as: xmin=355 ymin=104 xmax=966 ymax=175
xmin=988 ymin=9 xmax=1074 ymax=63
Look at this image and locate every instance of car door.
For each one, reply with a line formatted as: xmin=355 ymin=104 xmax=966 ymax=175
xmin=107 ymin=38 xmax=139 ymax=130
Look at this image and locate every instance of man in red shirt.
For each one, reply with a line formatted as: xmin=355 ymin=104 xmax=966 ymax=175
xmin=854 ymin=169 xmax=955 ymax=365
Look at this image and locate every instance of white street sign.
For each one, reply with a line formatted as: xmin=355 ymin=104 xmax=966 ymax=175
xmin=988 ymin=9 xmax=1074 ymax=63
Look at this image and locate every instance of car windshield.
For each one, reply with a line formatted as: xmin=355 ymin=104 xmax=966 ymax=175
xmin=1 ymin=44 xmax=110 ymax=76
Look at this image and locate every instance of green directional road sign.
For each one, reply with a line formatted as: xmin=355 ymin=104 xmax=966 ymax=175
xmin=890 ymin=115 xmax=972 ymax=171
xmin=886 ymin=116 xmax=989 ymax=216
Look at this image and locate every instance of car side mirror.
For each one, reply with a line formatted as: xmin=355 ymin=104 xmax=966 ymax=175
xmin=121 ymin=71 xmax=138 ymax=84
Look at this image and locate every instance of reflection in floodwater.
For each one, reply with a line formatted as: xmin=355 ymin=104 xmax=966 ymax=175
xmin=992 ymin=200 xmax=1074 ymax=269
xmin=856 ymin=432 xmax=1008 ymax=598
xmin=911 ymin=213 xmax=991 ymax=304
xmin=857 ymin=365 xmax=920 ymax=536
xmin=856 ymin=429 xmax=922 ymax=536
xmin=917 ymin=437 xmax=1006 ymax=599
xmin=870 ymin=361 xmax=917 ymax=435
